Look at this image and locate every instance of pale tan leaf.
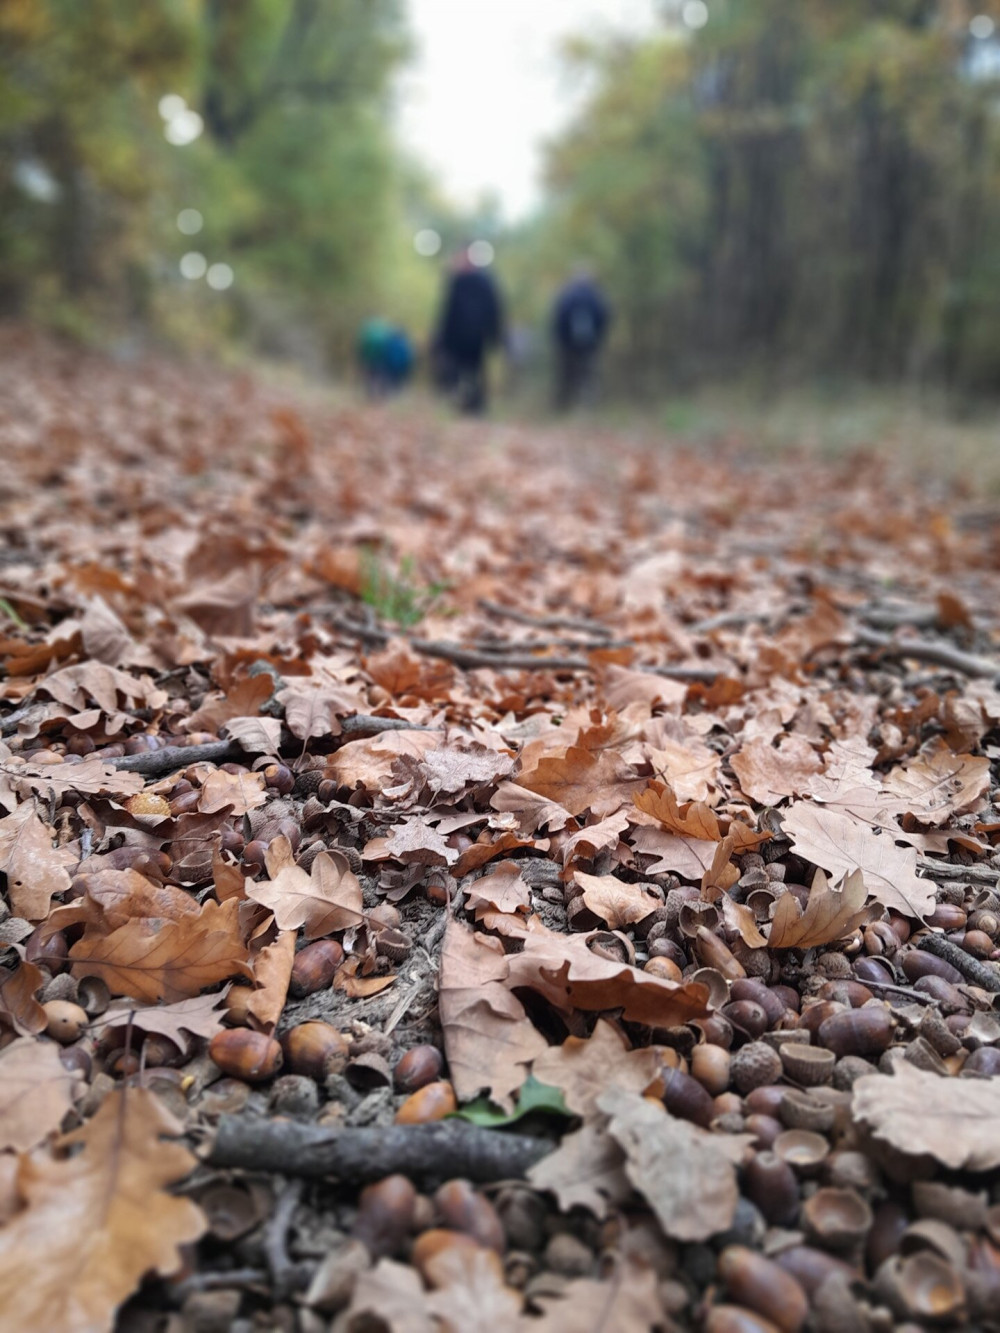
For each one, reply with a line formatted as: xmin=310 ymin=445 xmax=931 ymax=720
xmin=244 ymin=929 xmax=296 ymax=1032
xmin=782 ymin=802 xmax=933 ymax=919
xmin=730 ymin=734 xmax=824 ymax=805
xmin=344 ymin=1258 xmax=436 ymax=1333
xmin=0 ymin=804 xmax=76 ymax=920
xmin=518 ymin=745 xmax=643 ymax=818
xmin=465 ymin=861 xmax=531 ymax=918
xmin=529 ymin=1259 xmax=664 ymax=1333
xmin=197 ymin=767 xmax=266 ymax=816
xmin=852 ymin=1064 xmax=1000 ymax=1171
xmin=575 ymin=872 xmax=663 ymax=931
xmin=438 ymin=920 xmax=547 ymax=1110
xmin=600 ymin=1088 xmax=753 ymax=1241
xmin=768 ymin=868 xmax=873 ymax=949
xmin=527 ymin=1122 xmax=631 ymax=1217
xmin=362 ymin=818 xmax=456 ymax=867
xmin=0 ymin=1089 xmax=205 ymax=1333
xmin=531 ymin=1020 xmax=663 ymax=1122
xmin=98 ymin=992 xmax=229 ymax=1054
xmin=247 ymin=846 xmax=364 ymax=938
xmin=0 ymin=1038 xmax=83 ymax=1152
xmin=881 ymin=739 xmax=990 ymax=826
xmin=424 ymin=1242 xmax=522 ymax=1332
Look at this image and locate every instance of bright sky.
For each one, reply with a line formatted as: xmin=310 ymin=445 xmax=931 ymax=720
xmin=397 ymin=0 xmax=663 ymax=220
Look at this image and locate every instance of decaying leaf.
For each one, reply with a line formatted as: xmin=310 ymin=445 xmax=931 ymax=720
xmin=530 ymin=1019 xmax=663 ymax=1122
xmin=768 ymin=868 xmax=873 ymax=949
xmin=0 ymin=803 xmax=75 ymax=920
xmin=574 ymin=872 xmax=664 ymax=931
xmin=247 ymin=838 xmax=364 ymax=938
xmin=438 ymin=919 xmax=547 ymax=1109
xmin=730 ymin=734 xmax=824 ymax=805
xmin=600 ymin=1088 xmax=753 ymax=1241
xmin=98 ymin=992 xmax=229 ymax=1054
xmin=529 ymin=1259 xmax=664 ymax=1333
xmin=852 ymin=1064 xmax=1000 ymax=1171
xmin=782 ymin=801 xmax=934 ymax=919
xmin=0 ymin=1089 xmax=205 ymax=1332
xmin=527 ymin=1121 xmax=632 ymax=1218
xmin=0 ymin=1038 xmax=83 ymax=1152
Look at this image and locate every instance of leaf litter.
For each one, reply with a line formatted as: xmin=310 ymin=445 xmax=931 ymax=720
xmin=1 ymin=339 xmax=1000 ymax=1327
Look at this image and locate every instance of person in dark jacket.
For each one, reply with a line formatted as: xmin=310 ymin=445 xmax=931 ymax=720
xmin=552 ymin=269 xmax=611 ymax=410
xmin=357 ymin=318 xmax=414 ymax=398
xmin=432 ymin=245 xmax=504 ymax=414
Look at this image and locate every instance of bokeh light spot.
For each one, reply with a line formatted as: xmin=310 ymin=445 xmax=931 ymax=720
xmin=683 ymin=1 xmax=709 ymax=30
xmin=177 ymin=208 xmax=203 ymax=236
xmin=180 ymin=251 xmax=207 ymax=280
xmin=971 ymin=14 xmax=996 ymax=39
xmin=165 ymin=109 xmax=204 ymax=146
xmin=158 ymin=93 xmax=186 ymax=122
xmin=414 ymin=228 xmax=442 ymax=257
xmin=468 ymin=239 xmax=495 ymax=267
xmin=206 ymin=263 xmax=234 ymax=291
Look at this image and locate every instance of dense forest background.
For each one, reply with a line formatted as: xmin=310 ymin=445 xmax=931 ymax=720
xmin=4 ymin=0 xmax=1000 ymax=394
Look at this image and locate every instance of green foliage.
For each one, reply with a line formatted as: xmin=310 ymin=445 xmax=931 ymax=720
xmin=452 ymin=1076 xmax=572 ymax=1128
xmin=359 ymin=549 xmax=448 ymax=629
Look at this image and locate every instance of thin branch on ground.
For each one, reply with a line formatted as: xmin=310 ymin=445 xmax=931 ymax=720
xmin=853 ymin=626 xmax=998 ymax=679
xmin=207 ymin=1118 xmax=553 ymax=1182
xmin=477 ymin=598 xmax=614 ymax=638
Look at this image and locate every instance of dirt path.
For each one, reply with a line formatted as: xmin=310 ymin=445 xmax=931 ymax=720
xmin=2 ymin=335 xmax=1000 ymax=1332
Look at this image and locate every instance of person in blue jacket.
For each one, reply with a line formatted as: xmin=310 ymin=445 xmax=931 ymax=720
xmin=551 ymin=269 xmax=611 ymax=410
xmin=357 ymin=318 xmax=415 ymax=397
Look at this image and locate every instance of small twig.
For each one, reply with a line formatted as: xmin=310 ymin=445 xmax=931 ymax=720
xmin=207 ymin=1118 xmax=553 ymax=1182
xmin=918 ymin=859 xmax=999 ymax=888
xmin=918 ymin=932 xmax=1000 ymax=993
xmin=170 ymin=1269 xmax=270 ymax=1299
xmin=109 ymin=740 xmax=244 ymax=776
xmin=477 ymin=599 xmax=613 ymax=638
xmin=0 ymin=704 xmax=43 ymax=737
xmin=467 ymin=636 xmax=635 ymax=653
xmin=339 ymin=714 xmax=442 ymax=737
xmin=859 ymin=978 xmax=935 ymax=1005
xmin=264 ymin=1178 xmax=304 ymax=1297
xmin=853 ymin=626 xmax=998 ymax=680
xmin=688 ymin=610 xmax=773 ymax=634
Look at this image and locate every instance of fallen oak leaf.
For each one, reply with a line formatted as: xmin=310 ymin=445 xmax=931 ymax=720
xmin=633 ymin=781 xmax=721 ymax=839
xmin=363 ymin=818 xmax=457 ymax=867
xmin=247 ymin=838 xmax=364 ymax=938
xmin=243 ymin=928 xmax=296 ymax=1032
xmin=529 ymin=1258 xmax=664 ymax=1333
xmin=196 ymin=767 xmax=266 ymax=816
xmin=505 ymin=922 xmax=710 ymax=1028
xmin=465 ymin=861 xmax=531 ymax=918
xmin=0 ymin=1088 xmax=205 ymax=1333
xmin=526 ymin=1120 xmax=631 ymax=1217
xmin=782 ymin=801 xmax=934 ymax=919
xmin=0 ymin=803 xmax=75 ymax=920
xmin=69 ymin=897 xmax=251 ymax=1003
xmin=97 ymin=991 xmax=230 ymax=1055
xmin=0 ymin=1037 xmax=84 ymax=1152
xmin=517 ymin=745 xmax=643 ymax=819
xmin=729 ymin=734 xmax=824 ymax=805
xmin=0 ymin=959 xmax=46 ymax=1036
xmin=881 ymin=738 xmax=990 ymax=826
xmin=574 ymin=871 xmax=664 ymax=931
xmin=530 ymin=1019 xmax=663 ymax=1122
xmin=768 ymin=868 xmax=874 ymax=950
xmin=333 ymin=956 xmax=397 ymax=998
xmin=852 ymin=1063 xmax=1000 ymax=1171
xmin=600 ymin=1087 xmax=753 ymax=1241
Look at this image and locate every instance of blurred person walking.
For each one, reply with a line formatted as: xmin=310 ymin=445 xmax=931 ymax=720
xmin=432 ymin=245 xmax=504 ymax=414
xmin=552 ymin=269 xmax=611 ymax=410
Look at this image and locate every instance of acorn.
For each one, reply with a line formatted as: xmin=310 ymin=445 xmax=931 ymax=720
xmin=281 ymin=1022 xmax=350 ymax=1079
xmin=744 ymin=1113 xmax=783 ymax=1150
xmin=243 ymin=839 xmax=270 ymax=871
xmin=901 ymin=951 xmax=964 ymax=986
xmin=721 ymin=1001 xmax=770 ymax=1042
xmin=208 ymin=1029 xmax=283 ymax=1082
xmin=352 ymin=1174 xmax=417 ymax=1258
xmin=703 ymin=1307 xmax=782 ymax=1333
xmin=730 ymin=1042 xmax=782 ymax=1095
xmin=659 ymin=1066 xmax=716 ymax=1128
xmin=926 ymin=904 xmax=967 ymax=932
xmin=730 ymin=978 xmax=786 ymax=1028
xmin=394 ymin=1045 xmax=444 ymax=1094
xmin=395 ymin=1080 xmax=457 ymax=1124
xmin=817 ymin=1006 xmax=893 ymax=1059
xmin=961 ymin=1046 xmax=1000 ymax=1077
xmin=263 ymin=763 xmax=295 ymax=795
xmin=742 ymin=1152 xmax=800 ymax=1226
xmin=43 ymin=1000 xmax=87 ymax=1044
xmin=433 ymin=1180 xmax=505 ymax=1252
xmin=26 ymin=928 xmax=68 ymax=975
xmin=289 ymin=940 xmax=344 ymax=997
xmin=774 ymin=1246 xmax=857 ymax=1300
xmin=717 ymin=1245 xmax=809 ymax=1333
xmin=691 ymin=1043 xmax=731 ymax=1096
xmin=412 ymin=1229 xmax=502 ymax=1287
xmin=643 ymin=957 xmax=683 ymax=982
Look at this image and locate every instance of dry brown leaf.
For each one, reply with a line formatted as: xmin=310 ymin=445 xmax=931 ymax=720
xmin=852 ymin=1064 xmax=1000 ymax=1171
xmin=98 ymin=992 xmax=229 ymax=1054
xmin=416 ymin=744 xmax=514 ymax=798
xmin=490 ymin=782 xmax=572 ymax=834
xmin=277 ymin=679 xmax=368 ymax=741
xmin=0 ymin=1038 xmax=83 ymax=1152
xmin=768 ymin=868 xmax=873 ymax=949
xmin=506 ymin=923 xmax=710 ymax=1028
xmin=185 ymin=673 xmax=273 ymax=734
xmin=423 ymin=1240 xmax=522 ymax=1332
xmin=343 ymin=1258 xmax=436 ymax=1333
xmin=69 ymin=897 xmax=250 ymax=1003
xmin=0 ymin=1088 xmax=205 ymax=1332
xmin=244 ymin=928 xmax=296 ymax=1031
xmin=526 ymin=1121 xmax=631 ymax=1217
xmin=452 ymin=830 xmax=540 ymax=876
xmin=560 ymin=812 xmax=630 ymax=868
xmin=600 ymin=1088 xmax=752 ymax=1241
xmin=465 ymin=861 xmax=531 ymax=918
xmin=363 ymin=818 xmax=457 ymax=867
xmin=197 ymin=767 xmax=266 ymax=816
xmin=730 ymin=734 xmax=824 ymax=805
xmin=165 ymin=809 xmax=236 ymax=885
xmin=438 ymin=919 xmax=547 ymax=1109
xmin=247 ymin=839 xmax=364 ymax=938
xmin=633 ymin=782 xmax=721 ymax=839
xmin=782 ymin=802 xmax=934 ymax=919
xmin=529 ymin=1259 xmax=665 ymax=1333
xmin=8 ymin=757 xmax=145 ymax=801
xmin=0 ymin=960 xmax=46 ymax=1036
xmin=881 ymin=739 xmax=990 ymax=825
xmin=326 ymin=729 xmax=441 ymax=791
xmin=628 ymin=825 xmax=719 ymax=880
xmin=0 ymin=803 xmax=75 ymax=920
xmin=517 ymin=745 xmax=643 ymax=818
xmin=221 ymin=714 xmax=282 ymax=756
xmin=643 ymin=735 xmax=721 ymax=803
xmin=531 ymin=1020 xmax=663 ymax=1122
xmin=575 ymin=872 xmax=664 ymax=931
xmin=333 ymin=956 xmax=397 ymax=997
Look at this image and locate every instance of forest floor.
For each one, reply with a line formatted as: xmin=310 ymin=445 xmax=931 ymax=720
xmin=3 ymin=329 xmax=1000 ymax=1333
